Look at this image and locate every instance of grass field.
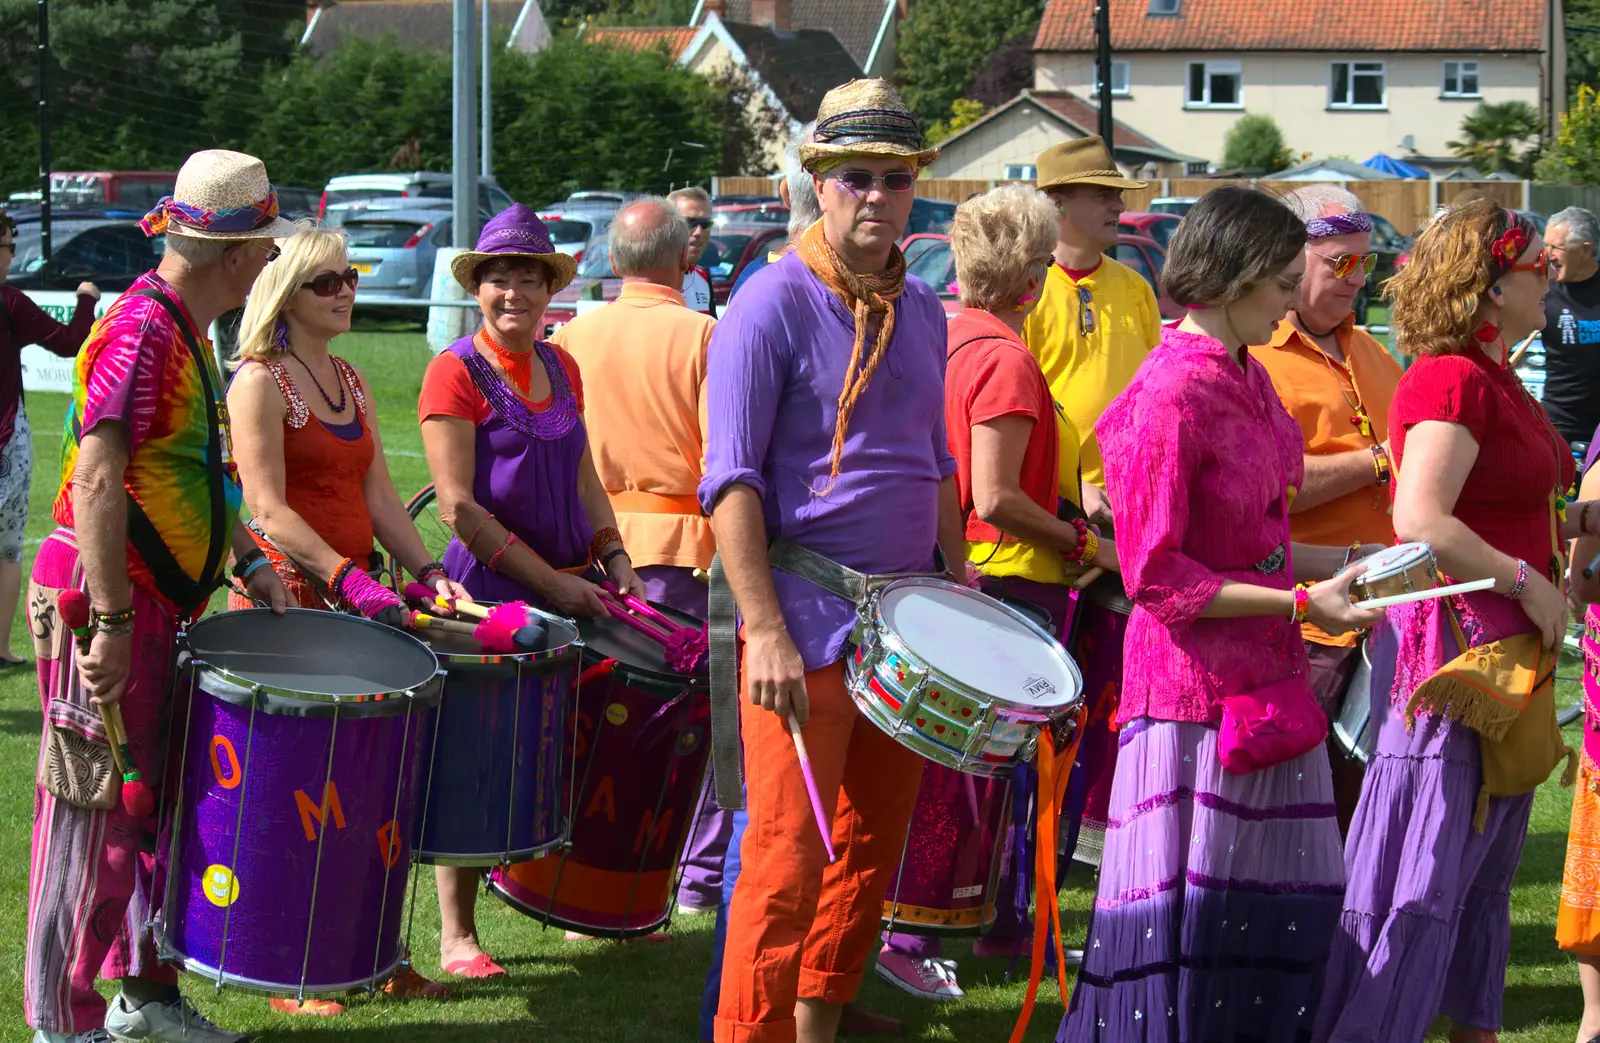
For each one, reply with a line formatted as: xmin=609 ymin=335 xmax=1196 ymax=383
xmin=0 ymin=324 xmax=1587 ymax=1042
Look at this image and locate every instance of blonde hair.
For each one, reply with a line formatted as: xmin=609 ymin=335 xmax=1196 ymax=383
xmin=949 ymin=184 xmax=1057 ymax=312
xmin=236 ymin=221 xmax=348 ymax=363
xmin=1385 ymin=196 xmax=1504 ymax=358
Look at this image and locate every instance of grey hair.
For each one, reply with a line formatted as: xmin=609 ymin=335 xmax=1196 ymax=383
xmin=162 ymin=234 xmax=232 ymax=267
xmin=668 ymin=186 xmax=711 ymax=207
xmin=609 ymin=196 xmax=691 ymax=275
xmin=784 ymin=121 xmax=821 ymax=241
xmin=1549 ymin=206 xmax=1600 ymax=246
xmin=1280 ymin=184 xmax=1366 ymax=224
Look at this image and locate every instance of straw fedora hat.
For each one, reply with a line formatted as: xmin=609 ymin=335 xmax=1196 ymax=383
xmin=1036 ymin=137 xmax=1147 ymax=192
xmin=449 ymin=203 xmax=578 ymax=294
xmin=139 ymin=150 xmax=296 ymax=240
xmin=798 ymin=79 xmax=940 ymax=171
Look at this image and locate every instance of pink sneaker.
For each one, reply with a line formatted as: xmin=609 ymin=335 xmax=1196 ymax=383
xmin=874 ymin=950 xmax=964 ymax=1001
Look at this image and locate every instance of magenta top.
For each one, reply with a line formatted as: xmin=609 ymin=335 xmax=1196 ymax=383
xmin=1097 ymin=326 xmax=1308 ymax=724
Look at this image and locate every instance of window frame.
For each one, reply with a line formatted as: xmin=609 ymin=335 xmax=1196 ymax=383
xmin=1147 ymin=0 xmax=1179 ymax=15
xmin=1002 ymin=164 xmax=1038 ymax=181
xmin=1329 ymin=59 xmax=1387 ymax=110
xmin=1094 ymin=60 xmax=1132 ymax=97
xmin=1441 ymin=59 xmax=1481 ymax=99
xmin=1185 ymin=60 xmax=1243 ymax=109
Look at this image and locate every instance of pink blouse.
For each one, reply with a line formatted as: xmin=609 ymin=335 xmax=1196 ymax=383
xmin=1097 ymin=327 xmax=1308 ymax=724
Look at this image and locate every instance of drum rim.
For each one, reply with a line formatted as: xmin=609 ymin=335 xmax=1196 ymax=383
xmin=182 ymin=608 xmax=444 ymax=715
xmin=413 ymin=827 xmax=571 ymax=867
xmin=152 ymin=932 xmax=404 ymax=996
xmin=867 ymin=577 xmax=1084 ymax=715
xmin=1356 ymin=541 xmax=1434 ymax=580
xmin=484 ymin=872 xmax=671 ymax=940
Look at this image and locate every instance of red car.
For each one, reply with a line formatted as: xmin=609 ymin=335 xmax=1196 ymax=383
xmin=904 ymin=232 xmax=1182 ymax=320
xmin=542 ymin=221 xmax=787 ymax=336
xmin=1118 ymin=211 xmax=1181 ymax=249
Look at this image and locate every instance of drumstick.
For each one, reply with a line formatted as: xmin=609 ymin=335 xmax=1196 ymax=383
xmin=1353 ymin=577 xmax=1497 ymax=610
xmin=1507 ymin=330 xmax=1540 ymax=369
xmin=599 ymin=581 xmax=681 ymax=632
xmin=788 ymin=713 xmax=836 ymax=864
xmin=600 ymin=595 xmax=676 ymax=644
xmin=1071 ymin=567 xmax=1105 ymax=592
xmin=692 ymin=568 xmax=710 ymax=584
xmin=1583 ymin=545 xmax=1600 ymax=580
xmin=58 ymin=591 xmax=155 ymax=819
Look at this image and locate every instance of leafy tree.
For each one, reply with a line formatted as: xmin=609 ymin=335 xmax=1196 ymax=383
xmin=928 ymin=98 xmax=987 ymax=143
xmin=1448 ymin=100 xmax=1542 ymax=177
xmin=966 ymin=32 xmax=1034 ymax=109
xmin=1221 ymin=114 xmax=1291 ymax=174
xmin=704 ymin=64 xmax=790 ymax=176
xmin=1536 ymin=85 xmax=1600 ymax=185
xmin=897 ymin=0 xmax=1043 ymax=128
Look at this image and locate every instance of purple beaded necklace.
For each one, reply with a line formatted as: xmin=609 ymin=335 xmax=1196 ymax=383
xmin=458 ymin=340 xmax=580 ymax=440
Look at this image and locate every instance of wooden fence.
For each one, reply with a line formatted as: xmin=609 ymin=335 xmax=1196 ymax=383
xmin=713 ymin=175 xmax=1535 ymax=239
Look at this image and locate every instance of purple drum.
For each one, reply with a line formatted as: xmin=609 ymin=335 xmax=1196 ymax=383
xmin=881 ymin=763 xmax=1010 ymax=935
xmin=155 ymin=609 xmax=443 ymax=996
xmin=1066 ymin=572 xmax=1130 ymax=867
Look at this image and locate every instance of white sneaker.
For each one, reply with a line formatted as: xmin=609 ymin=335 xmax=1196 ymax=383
xmin=33 ymin=1031 xmax=112 ymax=1043
xmin=103 ymin=995 xmax=246 ymax=1043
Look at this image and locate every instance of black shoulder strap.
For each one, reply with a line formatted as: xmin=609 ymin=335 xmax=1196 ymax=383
xmin=120 ymin=289 xmax=228 ymax=615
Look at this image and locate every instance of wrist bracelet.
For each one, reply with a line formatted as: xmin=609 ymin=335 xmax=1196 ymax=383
xmin=231 ymin=547 xmax=266 ymax=580
xmin=601 ymin=546 xmax=631 ymax=570
xmin=1370 ymin=444 xmax=1391 ymax=486
xmin=1508 ymin=558 xmax=1530 ymax=599
xmin=1290 ymin=583 xmax=1311 ymax=624
xmin=464 ymin=514 xmax=495 ymax=553
xmin=488 ymin=532 xmax=520 ymax=573
xmin=241 ymin=556 xmax=273 ymax=581
xmin=330 ymin=556 xmax=358 ymax=593
xmin=589 ymin=526 xmax=623 ymax=563
xmin=92 ymin=606 xmax=135 ymax=628
xmin=415 ymin=560 xmax=447 ymax=585
xmin=1583 ymin=502 xmax=1594 ymax=537
xmin=1077 ymin=529 xmax=1099 ymax=566
xmin=96 ymin=620 xmax=135 ymax=638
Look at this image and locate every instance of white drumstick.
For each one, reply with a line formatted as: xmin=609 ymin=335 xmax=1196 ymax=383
xmin=1354 ymin=577 xmax=1497 ymax=610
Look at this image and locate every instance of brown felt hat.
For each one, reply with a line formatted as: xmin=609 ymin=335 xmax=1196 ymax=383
xmin=1036 ymin=137 xmax=1147 ymax=192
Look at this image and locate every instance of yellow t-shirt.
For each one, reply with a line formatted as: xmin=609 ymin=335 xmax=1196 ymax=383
xmin=966 ymin=401 xmax=1084 ymax=585
xmin=1022 ymin=258 xmax=1161 ymax=489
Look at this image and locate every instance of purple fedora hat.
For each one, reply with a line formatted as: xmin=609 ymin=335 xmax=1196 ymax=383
xmin=449 ymin=202 xmax=578 ymax=293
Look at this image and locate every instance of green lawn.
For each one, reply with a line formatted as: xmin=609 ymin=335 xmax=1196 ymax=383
xmin=0 ymin=327 xmax=1586 ymax=1041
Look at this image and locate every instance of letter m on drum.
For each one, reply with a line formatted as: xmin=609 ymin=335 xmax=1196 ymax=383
xmin=294 ymin=782 xmax=347 ymax=842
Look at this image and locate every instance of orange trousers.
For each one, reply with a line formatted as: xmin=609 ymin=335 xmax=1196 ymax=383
xmin=714 ymin=659 xmax=925 ymax=1043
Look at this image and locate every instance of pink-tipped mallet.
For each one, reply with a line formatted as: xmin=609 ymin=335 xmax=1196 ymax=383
xmin=788 ymin=713 xmax=835 ymax=863
xmin=57 ymin=590 xmax=156 ymax=819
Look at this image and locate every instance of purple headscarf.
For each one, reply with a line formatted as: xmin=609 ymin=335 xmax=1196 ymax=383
xmin=1305 ymin=211 xmax=1373 ymax=239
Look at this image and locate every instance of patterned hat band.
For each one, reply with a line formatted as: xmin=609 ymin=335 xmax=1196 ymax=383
xmin=814 ymin=108 xmax=923 ymax=147
xmin=139 ymin=189 xmax=281 ymax=238
xmin=1305 ymin=211 xmax=1372 ymax=238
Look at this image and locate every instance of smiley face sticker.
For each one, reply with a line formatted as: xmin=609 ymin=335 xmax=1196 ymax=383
xmin=605 ymin=703 xmax=629 ymax=726
xmin=202 ymin=864 xmax=239 ymax=907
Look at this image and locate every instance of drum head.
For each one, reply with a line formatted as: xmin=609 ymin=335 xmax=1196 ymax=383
xmin=877 ymin=579 xmax=1080 ymax=710
xmin=419 ymin=604 xmax=581 ymax=665
xmin=578 ymin=601 xmax=705 ymax=683
xmin=184 ymin=609 xmax=440 ymax=708
xmin=1357 ymin=542 xmax=1431 ymax=580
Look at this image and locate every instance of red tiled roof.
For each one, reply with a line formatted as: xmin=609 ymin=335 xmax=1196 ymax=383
xmin=586 ymin=26 xmax=699 ymax=59
xmin=1035 ymin=0 xmax=1546 ymax=53
xmin=1032 ymin=90 xmax=1160 ymax=149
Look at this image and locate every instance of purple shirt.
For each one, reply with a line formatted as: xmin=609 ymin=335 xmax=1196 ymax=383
xmin=698 ymin=252 xmax=958 ymax=671
xmin=0 ymin=285 xmax=94 ymax=447
xmin=1097 ymin=326 xmax=1307 ymax=724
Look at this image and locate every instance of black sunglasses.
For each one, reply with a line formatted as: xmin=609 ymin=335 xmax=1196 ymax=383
xmin=685 ymin=217 xmax=714 ymax=231
xmin=301 ymin=267 xmax=359 ymax=297
xmin=831 ymin=170 xmax=916 ymax=194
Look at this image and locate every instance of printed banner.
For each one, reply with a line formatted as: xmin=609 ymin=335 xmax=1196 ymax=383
xmin=15 ymin=290 xmax=121 ymax=394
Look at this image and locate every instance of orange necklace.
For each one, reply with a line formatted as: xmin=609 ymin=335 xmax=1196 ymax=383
xmin=478 ymin=323 xmax=534 ymax=398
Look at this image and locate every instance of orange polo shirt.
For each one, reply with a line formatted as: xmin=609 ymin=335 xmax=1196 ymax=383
xmin=552 ymin=281 xmax=716 ymax=570
xmin=1255 ymin=316 xmax=1403 ymax=646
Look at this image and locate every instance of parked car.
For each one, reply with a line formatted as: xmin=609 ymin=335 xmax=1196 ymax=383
xmin=6 ymin=219 xmax=163 ymax=292
xmin=712 ymin=194 xmax=781 ymax=207
xmin=48 ymin=171 xmax=177 ymax=210
xmin=1119 ymin=211 xmax=1181 ymax=249
xmin=714 ymin=203 xmax=788 ymax=226
xmin=1353 ymin=212 xmax=1412 ymax=324
xmin=341 ymin=208 xmax=464 ymax=298
xmin=564 ymin=190 xmax=632 ymax=208
xmin=536 ymin=207 xmax=615 ymax=264
xmin=1147 ymin=196 xmax=1199 ymax=217
xmin=905 ymin=232 xmax=1180 ymax=320
xmin=906 ymin=197 xmax=957 ymax=236
xmin=319 ymin=172 xmax=513 ymax=219
xmin=542 ymin=222 xmax=786 ymax=334
xmin=901 ymin=232 xmax=944 ymax=269
xmin=277 ymin=186 xmax=321 ymax=220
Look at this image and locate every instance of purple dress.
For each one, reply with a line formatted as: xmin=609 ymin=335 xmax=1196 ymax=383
xmin=439 ymin=336 xmax=594 ymax=601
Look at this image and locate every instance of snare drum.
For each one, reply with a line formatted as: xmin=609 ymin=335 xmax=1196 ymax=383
xmin=411 ymin=606 xmax=582 ymax=865
xmin=156 ymin=610 xmax=443 ymax=995
xmin=489 ymin=601 xmax=710 ymax=938
xmin=881 ymin=764 xmax=1010 ymax=935
xmin=1351 ymin=543 xmax=1437 ymax=603
xmin=848 ymin=577 xmax=1083 ymax=776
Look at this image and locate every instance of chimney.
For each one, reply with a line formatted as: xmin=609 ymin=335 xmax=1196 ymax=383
xmin=703 ymin=0 xmax=726 ymax=20
xmin=750 ymin=0 xmax=793 ymax=30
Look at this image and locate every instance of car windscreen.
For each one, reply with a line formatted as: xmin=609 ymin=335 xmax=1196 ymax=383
xmin=907 ymin=242 xmax=954 ymax=294
xmin=342 ymin=221 xmax=428 ymax=248
xmin=704 ymin=236 xmax=748 ymax=280
xmin=545 ymin=218 xmax=592 ymax=245
xmin=324 ymin=189 xmax=403 ymax=209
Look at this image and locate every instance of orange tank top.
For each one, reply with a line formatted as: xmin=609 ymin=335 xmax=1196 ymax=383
xmin=252 ymin=355 xmax=376 ymax=561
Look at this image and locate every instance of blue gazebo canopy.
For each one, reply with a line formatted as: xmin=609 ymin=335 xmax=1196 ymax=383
xmin=1363 ymin=153 xmax=1427 ymax=179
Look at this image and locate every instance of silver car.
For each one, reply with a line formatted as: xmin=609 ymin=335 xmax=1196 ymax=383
xmin=341 ymin=207 xmax=462 ymax=299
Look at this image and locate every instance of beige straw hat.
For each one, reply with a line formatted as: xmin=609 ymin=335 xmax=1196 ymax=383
xmin=138 ymin=150 xmax=296 ymax=241
xmin=798 ymin=79 xmax=940 ymax=172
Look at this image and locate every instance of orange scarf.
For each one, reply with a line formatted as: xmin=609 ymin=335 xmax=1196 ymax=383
xmin=797 ymin=220 xmax=907 ymax=493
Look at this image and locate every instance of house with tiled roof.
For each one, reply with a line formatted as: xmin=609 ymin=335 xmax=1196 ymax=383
xmin=689 ymin=0 xmax=899 ymax=78
xmin=1031 ymin=0 xmax=1564 ymax=168
xmin=303 ymin=0 xmax=550 ymax=58
xmin=926 ymin=87 xmax=1199 ymax=180
xmin=583 ymin=25 xmax=700 ymax=60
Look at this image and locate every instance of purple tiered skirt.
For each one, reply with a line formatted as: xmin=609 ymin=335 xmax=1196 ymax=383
xmin=1057 ymin=717 xmax=1345 ymax=1042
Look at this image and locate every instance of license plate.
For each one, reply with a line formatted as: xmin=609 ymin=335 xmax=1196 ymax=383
xmin=352 ymin=262 xmax=375 ymax=275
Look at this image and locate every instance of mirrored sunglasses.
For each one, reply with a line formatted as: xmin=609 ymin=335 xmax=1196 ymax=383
xmin=1314 ymin=251 xmax=1378 ymax=279
xmin=301 ymin=267 xmax=359 ymax=297
xmin=831 ymin=170 xmax=917 ymax=194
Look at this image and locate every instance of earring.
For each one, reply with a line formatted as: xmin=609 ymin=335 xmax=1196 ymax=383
xmin=1473 ymin=320 xmax=1501 ymax=343
xmin=1015 ymin=293 xmax=1037 ymax=311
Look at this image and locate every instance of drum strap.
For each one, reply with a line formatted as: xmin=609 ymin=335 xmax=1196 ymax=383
xmin=706 ymin=540 xmax=938 ymax=811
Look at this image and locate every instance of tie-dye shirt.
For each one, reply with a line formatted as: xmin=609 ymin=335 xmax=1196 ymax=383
xmin=53 ymin=271 xmax=242 ymax=619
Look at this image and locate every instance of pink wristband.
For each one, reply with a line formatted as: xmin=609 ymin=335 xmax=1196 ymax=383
xmin=338 ymin=566 xmax=403 ymax=620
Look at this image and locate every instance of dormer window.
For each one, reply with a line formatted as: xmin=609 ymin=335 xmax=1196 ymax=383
xmin=1148 ymin=0 xmax=1179 ymax=14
